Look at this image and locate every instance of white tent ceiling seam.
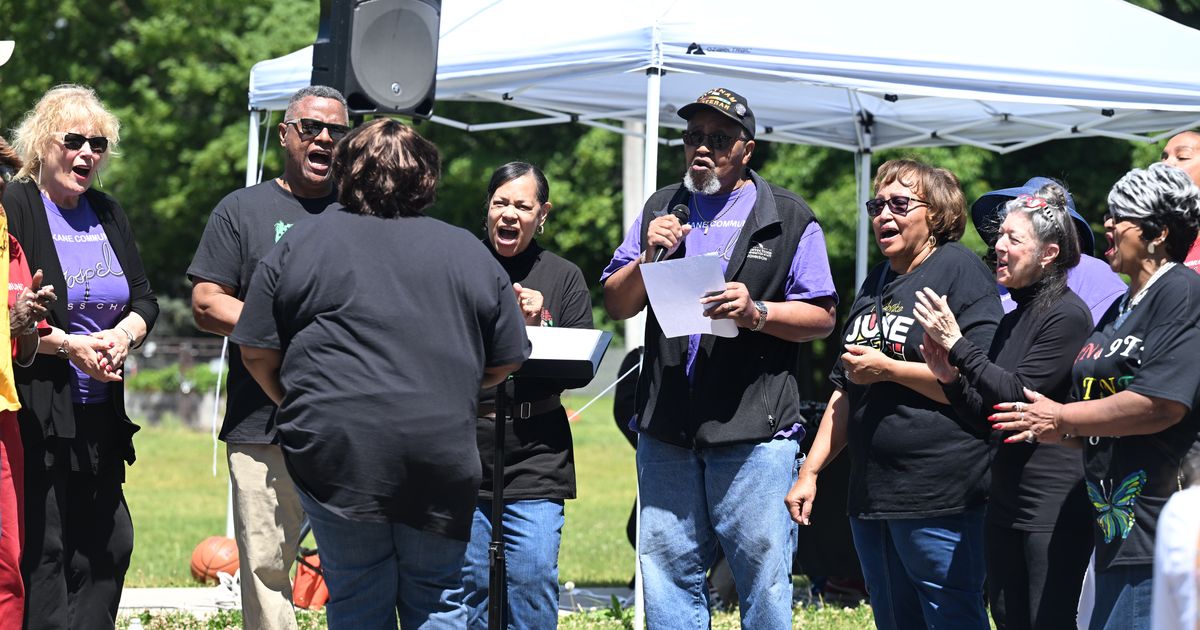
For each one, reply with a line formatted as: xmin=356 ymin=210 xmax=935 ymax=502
xmin=245 ymin=0 xmax=1200 ymax=289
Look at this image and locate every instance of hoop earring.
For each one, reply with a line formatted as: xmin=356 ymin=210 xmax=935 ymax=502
xmin=537 ymin=223 xmax=545 ymax=235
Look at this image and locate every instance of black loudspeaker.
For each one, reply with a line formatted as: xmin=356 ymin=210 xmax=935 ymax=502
xmin=311 ymin=0 xmax=440 ymax=117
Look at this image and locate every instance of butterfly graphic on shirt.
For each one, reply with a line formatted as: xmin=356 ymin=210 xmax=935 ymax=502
xmin=1086 ymin=469 xmax=1147 ymax=544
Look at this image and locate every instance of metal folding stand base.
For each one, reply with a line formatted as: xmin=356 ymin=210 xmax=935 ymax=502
xmin=487 ymin=381 xmax=509 ymax=630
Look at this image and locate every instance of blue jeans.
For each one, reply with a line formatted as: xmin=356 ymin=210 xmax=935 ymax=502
xmin=636 ymin=434 xmax=799 ymax=630
xmin=298 ymin=491 xmax=468 ymax=629
xmin=849 ymin=507 xmax=988 ymax=630
xmin=461 ymin=499 xmax=564 ymax=629
xmin=1089 ymin=564 xmax=1153 ymax=630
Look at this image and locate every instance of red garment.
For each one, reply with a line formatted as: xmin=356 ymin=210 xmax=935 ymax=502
xmin=0 ymin=235 xmax=35 ymax=628
xmin=1186 ymin=237 xmax=1200 ymax=273
xmin=0 ymin=411 xmax=22 ymax=629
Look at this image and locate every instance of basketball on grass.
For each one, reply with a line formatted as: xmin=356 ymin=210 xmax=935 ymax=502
xmin=190 ymin=536 xmax=239 ymax=584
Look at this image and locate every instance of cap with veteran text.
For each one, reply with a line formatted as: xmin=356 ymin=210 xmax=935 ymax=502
xmin=678 ymin=88 xmax=756 ymax=140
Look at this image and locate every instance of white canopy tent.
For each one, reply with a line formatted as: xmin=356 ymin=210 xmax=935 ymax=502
xmin=248 ymin=0 xmax=1200 ymax=290
xmin=242 ymin=4 xmax=1200 ymax=622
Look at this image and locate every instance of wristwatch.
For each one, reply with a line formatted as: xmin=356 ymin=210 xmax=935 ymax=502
xmin=751 ymin=300 xmax=768 ymax=332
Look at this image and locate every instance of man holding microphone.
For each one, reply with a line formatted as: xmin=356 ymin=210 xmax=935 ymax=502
xmin=601 ymin=87 xmax=838 ymax=629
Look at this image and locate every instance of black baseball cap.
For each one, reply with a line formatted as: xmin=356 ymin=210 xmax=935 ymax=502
xmin=678 ymin=88 xmax=756 ymax=140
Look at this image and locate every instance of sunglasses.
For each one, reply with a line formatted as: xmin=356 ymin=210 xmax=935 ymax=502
xmin=285 ymin=118 xmax=350 ymax=141
xmin=681 ymin=130 xmax=740 ymax=151
xmin=865 ymin=195 xmax=926 ymax=217
xmin=59 ymin=132 xmax=108 ymax=154
xmin=1105 ymin=207 xmax=1138 ymax=224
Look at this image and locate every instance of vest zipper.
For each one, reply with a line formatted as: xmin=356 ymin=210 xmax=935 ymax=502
xmin=761 ymin=354 xmax=775 ymax=431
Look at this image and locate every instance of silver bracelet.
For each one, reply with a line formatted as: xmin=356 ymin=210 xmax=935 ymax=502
xmin=117 ymin=325 xmax=136 ymax=347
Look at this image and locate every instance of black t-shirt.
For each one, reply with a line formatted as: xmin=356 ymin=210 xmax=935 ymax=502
xmin=1071 ymin=264 xmax=1200 ymax=570
xmin=476 ymin=241 xmax=593 ymax=501
xmin=831 ymin=242 xmax=1001 ymax=519
xmin=231 ymin=210 xmax=530 ymax=541
xmin=943 ymin=283 xmax=1093 ymax=531
xmin=186 ymin=179 xmax=336 ymax=444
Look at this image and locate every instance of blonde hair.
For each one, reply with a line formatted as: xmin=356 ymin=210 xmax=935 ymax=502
xmin=11 ymin=84 xmax=121 ymax=181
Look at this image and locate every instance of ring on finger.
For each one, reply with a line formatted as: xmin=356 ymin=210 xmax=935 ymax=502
xmin=1021 ymin=412 xmax=1026 ymax=422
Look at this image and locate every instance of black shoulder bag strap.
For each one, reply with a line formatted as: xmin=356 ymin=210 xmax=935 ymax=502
xmin=873 ymin=266 xmax=890 ymax=351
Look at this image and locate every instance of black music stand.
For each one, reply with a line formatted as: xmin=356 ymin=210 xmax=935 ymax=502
xmin=488 ymin=327 xmax=612 ymax=630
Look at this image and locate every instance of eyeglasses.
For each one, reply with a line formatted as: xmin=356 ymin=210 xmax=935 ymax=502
xmin=681 ymin=130 xmax=740 ymax=151
xmin=58 ymin=132 xmax=108 ymax=154
xmin=865 ymin=195 xmax=927 ymax=217
xmin=284 ymin=118 xmax=350 ymax=141
xmin=1105 ymin=207 xmax=1138 ymax=224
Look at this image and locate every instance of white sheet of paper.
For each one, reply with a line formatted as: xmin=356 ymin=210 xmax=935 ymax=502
xmin=639 ymin=256 xmax=739 ymax=339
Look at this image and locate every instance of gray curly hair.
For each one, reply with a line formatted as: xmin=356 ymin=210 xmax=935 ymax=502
xmin=1107 ymin=162 xmax=1200 ymax=262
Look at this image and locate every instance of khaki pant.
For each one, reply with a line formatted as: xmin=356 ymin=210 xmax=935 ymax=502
xmin=228 ymin=443 xmax=304 ymax=630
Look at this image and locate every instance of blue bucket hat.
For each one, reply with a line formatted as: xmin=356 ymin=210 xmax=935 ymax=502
xmin=970 ymin=176 xmax=1095 ymax=256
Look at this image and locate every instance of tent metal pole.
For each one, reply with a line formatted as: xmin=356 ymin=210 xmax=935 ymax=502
xmin=856 ymin=151 xmax=870 ymax=290
xmin=633 ymin=65 xmax=663 ymax=630
xmin=855 ymin=109 xmax=872 ymax=291
xmin=622 ymin=121 xmax=647 ymax=356
xmin=642 ymin=68 xmax=662 ymax=203
xmin=246 ymin=110 xmax=260 ymax=188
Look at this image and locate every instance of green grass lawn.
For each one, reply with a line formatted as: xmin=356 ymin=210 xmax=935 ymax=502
xmin=122 ymin=395 xmax=878 ymax=627
xmin=559 ymin=394 xmax=638 ymax=586
xmin=123 ymin=395 xmax=638 ymax=587
xmin=124 ymin=421 xmax=231 ymax=587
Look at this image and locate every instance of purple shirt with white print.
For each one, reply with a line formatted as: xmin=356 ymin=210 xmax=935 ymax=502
xmin=601 ymin=182 xmax=838 ymax=440
xmin=42 ymin=192 xmax=129 ymax=404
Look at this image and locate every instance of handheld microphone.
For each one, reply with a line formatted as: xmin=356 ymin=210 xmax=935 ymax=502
xmin=651 ymin=204 xmax=691 ymax=263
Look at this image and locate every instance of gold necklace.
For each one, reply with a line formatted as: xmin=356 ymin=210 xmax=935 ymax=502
xmin=692 ymin=183 xmax=747 ymax=235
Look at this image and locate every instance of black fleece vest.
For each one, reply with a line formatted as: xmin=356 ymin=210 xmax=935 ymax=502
xmin=635 ymin=171 xmax=818 ymax=447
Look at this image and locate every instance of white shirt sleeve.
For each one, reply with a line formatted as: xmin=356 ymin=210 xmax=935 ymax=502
xmin=1152 ymin=486 xmax=1200 ymax=630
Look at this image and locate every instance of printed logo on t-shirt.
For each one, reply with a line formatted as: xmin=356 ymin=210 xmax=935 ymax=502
xmin=540 ymin=308 xmax=554 ymax=327
xmin=63 ymin=241 xmax=125 ymax=312
xmin=274 ymin=220 xmax=294 ymax=243
xmin=843 ymin=303 xmax=914 ymax=359
xmin=1074 ymin=335 xmax=1142 ymax=400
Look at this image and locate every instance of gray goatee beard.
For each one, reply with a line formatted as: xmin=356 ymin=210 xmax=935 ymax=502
xmin=683 ymin=168 xmax=720 ymax=196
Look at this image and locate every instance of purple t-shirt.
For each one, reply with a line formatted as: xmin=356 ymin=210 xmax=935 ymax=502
xmin=998 ymin=254 xmax=1126 ymax=326
xmin=42 ymin=193 xmax=129 ymax=403
xmin=601 ymin=182 xmax=839 ymax=375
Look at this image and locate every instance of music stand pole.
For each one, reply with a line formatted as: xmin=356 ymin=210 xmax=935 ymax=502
xmin=487 ymin=379 xmax=509 ymax=630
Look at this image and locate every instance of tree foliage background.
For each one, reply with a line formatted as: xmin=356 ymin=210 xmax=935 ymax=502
xmin=1 ymin=0 xmax=1196 ymax=396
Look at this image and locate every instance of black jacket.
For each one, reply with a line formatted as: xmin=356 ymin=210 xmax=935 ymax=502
xmin=2 ymin=179 xmax=158 ymax=466
xmin=635 ymin=170 xmax=821 ymax=447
